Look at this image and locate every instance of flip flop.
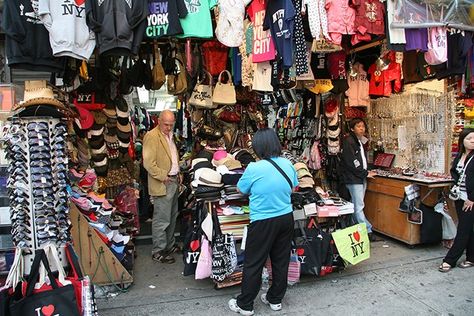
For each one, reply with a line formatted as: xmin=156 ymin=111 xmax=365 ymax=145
xmin=458 ymin=261 xmax=474 ymax=268
xmin=438 ymin=262 xmax=452 ymax=273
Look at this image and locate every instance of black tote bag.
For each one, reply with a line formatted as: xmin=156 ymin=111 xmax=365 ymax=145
xmin=9 ymin=249 xmax=79 ymax=316
xmin=182 ymin=205 xmax=203 ymax=276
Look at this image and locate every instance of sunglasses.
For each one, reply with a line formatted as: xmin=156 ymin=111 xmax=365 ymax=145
xmin=30 ymin=152 xmax=52 ymax=160
xmin=6 ymin=145 xmax=27 ymax=155
xmin=33 ymin=200 xmax=55 ymax=210
xmin=30 ymin=159 xmax=52 ymax=168
xmin=7 ymin=134 xmax=26 ymax=145
xmin=51 ymin=135 xmax=66 ymax=144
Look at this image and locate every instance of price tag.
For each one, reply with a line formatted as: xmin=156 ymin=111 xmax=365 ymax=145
xmin=304 ymin=203 xmax=317 ymax=216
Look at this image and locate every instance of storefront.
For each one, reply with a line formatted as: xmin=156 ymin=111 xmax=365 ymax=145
xmin=0 ymin=0 xmax=473 ymax=313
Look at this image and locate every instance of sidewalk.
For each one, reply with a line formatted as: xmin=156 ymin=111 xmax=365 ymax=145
xmin=96 ymin=236 xmax=474 ymax=315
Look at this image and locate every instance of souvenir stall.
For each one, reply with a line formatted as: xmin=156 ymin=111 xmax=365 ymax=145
xmin=0 ymin=0 xmax=472 ymax=304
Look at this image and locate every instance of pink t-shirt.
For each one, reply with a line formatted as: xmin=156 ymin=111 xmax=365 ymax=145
xmin=247 ymin=0 xmax=276 ymax=63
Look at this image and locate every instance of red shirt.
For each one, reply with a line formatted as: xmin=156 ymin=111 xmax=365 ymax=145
xmin=352 ymin=0 xmax=385 ymax=36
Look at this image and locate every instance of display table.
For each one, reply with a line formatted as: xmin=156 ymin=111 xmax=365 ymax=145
xmin=364 ymin=175 xmax=452 ymax=245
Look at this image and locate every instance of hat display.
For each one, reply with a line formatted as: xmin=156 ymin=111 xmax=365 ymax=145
xmin=233 ymin=149 xmax=255 ymax=166
xmin=191 ymin=158 xmax=209 ymax=170
xmin=193 ymin=160 xmax=213 ymax=172
xmin=73 ymin=93 xmax=106 ymax=111
xmin=117 ymin=129 xmax=130 ymax=142
xmin=294 ymin=162 xmax=312 ymax=179
xmin=104 ymin=133 xmax=118 ymax=144
xmin=298 ymin=176 xmax=315 ymax=188
xmin=14 ymin=105 xmax=64 ymax=118
xmin=325 ymin=99 xmax=339 ymax=118
xmin=103 ymin=106 xmax=117 ymax=118
xmin=117 ymin=121 xmax=131 ymax=133
xmin=14 ymin=80 xmax=66 ymax=111
xmin=117 ymin=116 xmax=130 ymax=126
xmin=191 ymin=168 xmax=224 ymax=188
xmin=92 ymin=111 xmax=107 ymax=125
xmin=213 ymin=150 xmax=228 ymax=161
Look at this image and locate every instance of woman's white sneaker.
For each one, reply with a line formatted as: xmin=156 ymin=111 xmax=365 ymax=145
xmin=260 ymin=293 xmax=282 ymax=311
xmin=228 ymin=298 xmax=254 ymax=316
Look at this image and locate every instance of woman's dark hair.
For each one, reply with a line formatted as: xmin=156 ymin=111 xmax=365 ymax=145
xmin=349 ymin=118 xmax=367 ymax=130
xmin=458 ymin=128 xmax=474 ymax=155
xmin=251 ymin=128 xmax=282 ymax=159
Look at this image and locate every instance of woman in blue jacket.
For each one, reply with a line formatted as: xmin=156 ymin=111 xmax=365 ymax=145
xmin=228 ymin=128 xmax=298 ymax=316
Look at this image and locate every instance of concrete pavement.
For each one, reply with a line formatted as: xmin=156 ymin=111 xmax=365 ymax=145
xmin=96 ymin=237 xmax=474 ymax=315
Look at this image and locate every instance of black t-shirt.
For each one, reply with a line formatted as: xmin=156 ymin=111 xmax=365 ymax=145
xmin=145 ymin=0 xmax=188 ymax=38
xmin=436 ymin=31 xmax=473 ymax=79
xmin=310 ymin=53 xmax=330 ymax=79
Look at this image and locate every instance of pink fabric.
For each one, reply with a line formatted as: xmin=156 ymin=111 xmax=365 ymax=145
xmin=325 ymin=0 xmax=355 ymax=41
xmin=317 ymin=205 xmax=339 ymax=217
xmin=213 ymin=150 xmax=228 ymax=161
xmin=345 ymin=62 xmax=370 ymax=107
xmin=247 ymin=0 xmax=276 ymax=63
xmin=195 ymin=236 xmax=212 ymax=280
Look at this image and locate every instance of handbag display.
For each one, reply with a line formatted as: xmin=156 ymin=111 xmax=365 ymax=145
xmin=151 ymin=41 xmax=166 ymax=90
xmin=189 ymin=71 xmax=214 ymax=109
xmin=167 ymin=54 xmax=187 ymax=95
xmin=213 ymin=105 xmax=241 ymax=123
xmin=9 ymin=249 xmax=80 ymax=316
xmin=195 ymin=236 xmax=212 ymax=280
xmin=212 ymin=70 xmax=236 ymax=105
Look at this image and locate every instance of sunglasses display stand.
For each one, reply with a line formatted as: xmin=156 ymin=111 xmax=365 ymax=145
xmin=6 ymin=117 xmax=70 ymax=274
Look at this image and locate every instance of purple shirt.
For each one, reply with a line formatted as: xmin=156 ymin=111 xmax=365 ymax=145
xmin=405 ymin=28 xmax=428 ymax=52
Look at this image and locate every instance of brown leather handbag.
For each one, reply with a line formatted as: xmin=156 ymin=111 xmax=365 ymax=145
xmin=151 ymin=41 xmax=166 ymax=90
xmin=167 ymin=54 xmax=187 ymax=95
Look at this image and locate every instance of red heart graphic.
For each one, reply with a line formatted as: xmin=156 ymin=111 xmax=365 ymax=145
xmin=353 ymin=231 xmax=360 ymax=242
xmin=190 ymin=240 xmax=200 ymax=252
xmin=75 ymin=0 xmax=85 ymax=5
xmin=42 ymin=305 xmax=55 ymax=316
xmin=296 ymin=248 xmax=304 ymax=256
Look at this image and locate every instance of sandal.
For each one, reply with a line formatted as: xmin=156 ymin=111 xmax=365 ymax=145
xmin=438 ymin=262 xmax=452 ymax=273
xmin=458 ymin=260 xmax=474 ymax=268
xmin=152 ymin=253 xmax=175 ymax=264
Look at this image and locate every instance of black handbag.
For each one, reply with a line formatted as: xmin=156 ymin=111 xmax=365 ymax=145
xmin=210 ymin=210 xmax=237 ymax=282
xmin=9 ymin=249 xmax=79 ymax=316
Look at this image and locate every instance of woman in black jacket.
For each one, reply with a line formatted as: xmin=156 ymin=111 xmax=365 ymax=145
xmin=341 ymin=119 xmax=376 ymax=240
xmin=439 ymin=128 xmax=474 ymax=272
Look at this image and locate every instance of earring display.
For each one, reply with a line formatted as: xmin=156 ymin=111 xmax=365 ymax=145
xmin=5 ymin=118 xmax=71 ymax=255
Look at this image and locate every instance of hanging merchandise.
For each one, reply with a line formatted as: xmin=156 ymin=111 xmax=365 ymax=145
xmin=145 ymin=0 xmax=189 ymax=38
xmin=424 ymin=7 xmax=448 ymax=65
xmin=351 ymin=0 xmax=385 ymax=45
xmin=263 ymin=0 xmax=296 ymax=69
xmin=2 ymin=0 xmax=65 ymax=72
xmin=167 ymin=54 xmax=188 ymax=95
xmin=215 ymin=0 xmax=248 ymax=48
xmin=436 ymin=31 xmax=474 ymax=79
xmin=368 ymin=51 xmax=402 ymax=97
xmin=189 ymin=71 xmax=214 ymax=109
xmin=212 ymin=70 xmax=237 ymax=105
xmin=202 ymin=41 xmax=229 ymax=76
xmin=85 ymin=0 xmax=148 ymax=55
xmin=301 ymin=0 xmax=329 ymax=41
xmin=252 ymin=62 xmax=274 ymax=92
xmin=291 ymin=0 xmax=308 ymax=76
xmin=331 ymin=223 xmax=370 ymax=265
xmin=195 ymin=236 xmax=212 ymax=280
xmin=151 ymin=42 xmax=166 ymax=90
xmin=210 ymin=211 xmax=237 ymax=282
xmin=325 ymin=0 xmax=355 ymax=45
xmin=178 ymin=0 xmax=218 ymax=38
xmin=38 ymin=0 xmax=96 ymax=61
xmin=346 ymin=62 xmax=370 ymax=107
xmin=247 ymin=0 xmax=276 ymax=63
xmin=386 ymin=0 xmax=406 ymax=44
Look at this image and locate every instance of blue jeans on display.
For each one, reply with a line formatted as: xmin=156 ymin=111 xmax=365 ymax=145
xmin=346 ymin=181 xmax=373 ymax=233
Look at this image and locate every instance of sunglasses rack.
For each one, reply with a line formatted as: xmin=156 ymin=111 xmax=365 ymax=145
xmin=5 ymin=117 xmax=71 ymax=274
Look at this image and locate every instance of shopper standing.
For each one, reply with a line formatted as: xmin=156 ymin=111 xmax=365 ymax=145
xmin=143 ymin=110 xmax=180 ymax=264
xmin=341 ymin=118 xmax=377 ymax=241
xmin=228 ymin=128 xmax=298 ymax=315
xmin=439 ymin=128 xmax=474 ymax=272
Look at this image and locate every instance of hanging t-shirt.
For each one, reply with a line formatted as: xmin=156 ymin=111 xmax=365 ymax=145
xmin=178 ymin=0 xmax=217 ymax=38
xmin=145 ymin=0 xmax=188 ymax=38
xmin=252 ymin=61 xmax=273 ymax=92
xmin=247 ymin=0 xmax=276 ymax=63
xmin=263 ymin=0 xmax=295 ymax=69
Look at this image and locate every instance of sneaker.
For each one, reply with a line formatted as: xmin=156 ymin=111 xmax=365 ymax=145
xmin=152 ymin=252 xmax=175 ymax=264
xmin=260 ymin=293 xmax=282 ymax=311
xmin=228 ymin=299 xmax=254 ymax=316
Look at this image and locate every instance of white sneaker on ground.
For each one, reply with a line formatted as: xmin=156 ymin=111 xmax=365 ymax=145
xmin=260 ymin=293 xmax=282 ymax=311
xmin=228 ymin=298 xmax=254 ymax=316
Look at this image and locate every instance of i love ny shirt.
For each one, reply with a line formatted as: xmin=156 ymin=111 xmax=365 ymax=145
xmin=247 ymin=0 xmax=276 ymax=63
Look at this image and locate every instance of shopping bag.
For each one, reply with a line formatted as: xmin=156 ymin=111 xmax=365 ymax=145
xmin=9 ymin=249 xmax=79 ymax=316
xmin=265 ymin=250 xmax=301 ymax=285
xmin=1 ymin=247 xmax=24 ymax=316
xmin=195 ymin=236 xmax=212 ymax=280
xmin=182 ymin=223 xmax=202 ymax=276
xmin=189 ymin=71 xmax=214 ymax=109
xmin=331 ymin=223 xmax=370 ymax=265
xmin=210 ymin=211 xmax=237 ymax=282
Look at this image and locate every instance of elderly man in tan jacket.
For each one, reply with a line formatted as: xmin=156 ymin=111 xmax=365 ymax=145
xmin=143 ymin=110 xmax=180 ymax=264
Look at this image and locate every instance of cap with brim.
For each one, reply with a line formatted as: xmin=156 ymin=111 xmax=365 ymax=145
xmin=193 ymin=160 xmax=213 ymax=172
xmin=89 ymin=133 xmax=104 ymax=143
xmin=88 ymin=123 xmax=105 ymax=137
xmin=104 ymin=134 xmax=118 ymax=144
xmin=117 ymin=130 xmax=130 ymax=142
xmin=89 ymin=136 xmax=105 ymax=149
xmin=93 ymin=111 xmax=107 ymax=125
xmin=75 ymin=105 xmax=94 ymax=130
xmin=94 ymin=165 xmax=108 ymax=177
xmin=213 ymin=150 xmax=228 ymax=161
xmin=234 ymin=150 xmax=255 ymax=166
xmin=298 ymin=176 xmax=315 ymax=188
xmin=196 ymin=150 xmax=213 ymax=161
xmin=115 ymin=96 xmax=129 ymax=112
xmin=103 ymin=106 xmax=117 ymax=118
xmin=191 ymin=158 xmax=209 ymax=170
xmin=117 ymin=121 xmax=131 ymax=133
xmin=294 ymin=162 xmax=309 ymax=171
xmin=297 ymin=168 xmax=312 ymax=179
xmin=117 ymin=116 xmax=129 ymax=126
xmin=14 ymin=105 xmax=64 ymax=118
xmin=116 ymin=108 xmax=129 ymax=119
xmin=223 ymin=159 xmax=242 ymax=171
xmin=93 ymin=156 xmax=108 ymax=167
xmin=118 ymin=139 xmax=130 ymax=148
xmin=107 ymin=126 xmax=118 ymax=136
xmin=91 ymin=144 xmax=107 ymax=155
xmin=118 ymin=146 xmax=129 ymax=154
xmin=15 ymin=80 xmax=68 ymax=112
xmin=91 ymin=153 xmax=107 ymax=162
xmin=191 ymin=168 xmax=224 ymax=188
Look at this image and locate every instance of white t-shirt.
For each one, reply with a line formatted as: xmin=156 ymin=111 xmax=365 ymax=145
xmin=359 ymin=140 xmax=367 ymax=170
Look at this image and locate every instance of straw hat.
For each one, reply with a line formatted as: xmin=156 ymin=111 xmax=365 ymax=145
xmin=14 ymin=80 xmax=66 ymax=111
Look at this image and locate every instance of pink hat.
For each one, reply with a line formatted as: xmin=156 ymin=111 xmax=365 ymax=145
xmin=213 ymin=150 xmax=228 ymax=161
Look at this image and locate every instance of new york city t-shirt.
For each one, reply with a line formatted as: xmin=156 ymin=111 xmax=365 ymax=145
xmin=145 ymin=0 xmax=188 ymax=38
xmin=247 ymin=0 xmax=276 ymax=63
xmin=263 ymin=0 xmax=295 ymax=68
xmin=178 ymin=0 xmax=217 ymax=38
